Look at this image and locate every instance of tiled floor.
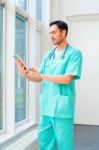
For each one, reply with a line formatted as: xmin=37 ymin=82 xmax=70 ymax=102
xmin=74 ymin=125 xmax=99 ymax=150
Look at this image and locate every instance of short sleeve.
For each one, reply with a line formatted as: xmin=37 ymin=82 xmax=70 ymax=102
xmin=65 ymin=50 xmax=83 ymax=80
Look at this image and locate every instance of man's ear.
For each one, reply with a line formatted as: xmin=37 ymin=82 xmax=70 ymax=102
xmin=62 ymin=30 xmax=67 ymax=37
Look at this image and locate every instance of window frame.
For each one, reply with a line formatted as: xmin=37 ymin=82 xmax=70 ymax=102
xmin=0 ymin=0 xmax=6 ymax=7
xmin=0 ymin=1 xmax=6 ymax=134
xmin=16 ymin=0 xmax=28 ymax=13
xmin=15 ymin=5 xmax=29 ymax=127
xmin=15 ymin=0 xmax=38 ymax=131
xmin=0 ymin=0 xmax=51 ymax=146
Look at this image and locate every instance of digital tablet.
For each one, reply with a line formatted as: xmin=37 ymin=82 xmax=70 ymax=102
xmin=13 ymin=54 xmax=27 ymax=70
xmin=13 ymin=54 xmax=34 ymax=74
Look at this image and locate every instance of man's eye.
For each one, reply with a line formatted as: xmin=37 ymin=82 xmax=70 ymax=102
xmin=49 ymin=32 xmax=56 ymax=35
xmin=52 ymin=32 xmax=56 ymax=34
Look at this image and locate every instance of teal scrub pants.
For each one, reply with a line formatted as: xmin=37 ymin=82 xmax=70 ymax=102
xmin=38 ymin=116 xmax=74 ymax=150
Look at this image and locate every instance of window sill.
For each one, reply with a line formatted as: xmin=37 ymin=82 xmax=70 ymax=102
xmin=0 ymin=122 xmax=38 ymax=149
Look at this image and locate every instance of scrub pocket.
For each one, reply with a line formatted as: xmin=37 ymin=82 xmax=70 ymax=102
xmin=39 ymin=94 xmax=75 ymax=118
xmin=54 ymin=95 xmax=75 ymax=118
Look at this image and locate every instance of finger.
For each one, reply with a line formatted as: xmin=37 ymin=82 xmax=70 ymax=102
xmin=15 ymin=59 xmax=23 ymax=67
xmin=24 ymin=69 xmax=28 ymax=74
xmin=21 ymin=65 xmax=26 ymax=70
xmin=18 ymin=59 xmax=25 ymax=67
xmin=29 ymin=67 xmax=34 ymax=71
xmin=28 ymin=67 xmax=37 ymax=74
xmin=23 ymin=65 xmax=27 ymax=70
xmin=19 ymin=69 xmax=27 ymax=76
xmin=28 ymin=67 xmax=34 ymax=70
xmin=32 ymin=68 xmax=36 ymax=73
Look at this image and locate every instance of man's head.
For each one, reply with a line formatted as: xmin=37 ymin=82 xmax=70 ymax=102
xmin=49 ymin=20 xmax=68 ymax=45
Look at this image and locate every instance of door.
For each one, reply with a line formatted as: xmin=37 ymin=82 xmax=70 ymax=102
xmin=68 ymin=17 xmax=99 ymax=125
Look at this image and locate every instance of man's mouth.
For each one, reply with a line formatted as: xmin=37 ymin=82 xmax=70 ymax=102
xmin=52 ymin=38 xmax=56 ymax=42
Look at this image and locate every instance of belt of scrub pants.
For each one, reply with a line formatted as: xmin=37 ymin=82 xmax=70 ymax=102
xmin=38 ymin=116 xmax=74 ymax=150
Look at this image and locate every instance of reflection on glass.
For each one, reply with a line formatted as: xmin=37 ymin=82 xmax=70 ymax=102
xmin=15 ymin=16 xmax=26 ymax=123
xmin=36 ymin=0 xmax=42 ymax=22
xmin=0 ymin=6 xmax=3 ymax=130
xmin=16 ymin=0 xmax=27 ymax=11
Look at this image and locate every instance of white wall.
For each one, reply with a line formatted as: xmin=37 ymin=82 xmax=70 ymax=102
xmin=51 ymin=0 xmax=99 ymax=125
xmin=72 ymin=0 xmax=99 ymax=15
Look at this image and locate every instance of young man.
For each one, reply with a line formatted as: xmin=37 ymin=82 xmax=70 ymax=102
xmin=16 ymin=20 xmax=83 ymax=150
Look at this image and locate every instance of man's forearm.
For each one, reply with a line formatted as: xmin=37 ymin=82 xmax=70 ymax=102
xmin=40 ymin=74 xmax=74 ymax=84
xmin=25 ymin=72 xmax=42 ymax=82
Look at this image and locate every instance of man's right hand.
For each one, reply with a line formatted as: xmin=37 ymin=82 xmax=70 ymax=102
xmin=15 ymin=59 xmax=27 ymax=70
xmin=15 ymin=59 xmax=27 ymax=78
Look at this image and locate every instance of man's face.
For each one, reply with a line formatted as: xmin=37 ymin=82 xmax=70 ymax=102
xmin=49 ymin=25 xmax=66 ymax=45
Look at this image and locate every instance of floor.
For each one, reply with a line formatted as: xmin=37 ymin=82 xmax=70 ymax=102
xmin=74 ymin=125 xmax=99 ymax=150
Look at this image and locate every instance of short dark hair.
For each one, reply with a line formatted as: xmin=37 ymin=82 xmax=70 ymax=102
xmin=49 ymin=20 xmax=68 ymax=36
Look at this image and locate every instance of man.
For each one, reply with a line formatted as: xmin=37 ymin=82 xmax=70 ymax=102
xmin=16 ymin=20 xmax=83 ymax=150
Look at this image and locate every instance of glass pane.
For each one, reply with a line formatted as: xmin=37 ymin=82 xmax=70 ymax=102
xmin=15 ymin=16 xmax=26 ymax=123
xmin=0 ymin=6 xmax=3 ymax=130
xmin=16 ymin=0 xmax=27 ymax=12
xmin=36 ymin=0 xmax=42 ymax=22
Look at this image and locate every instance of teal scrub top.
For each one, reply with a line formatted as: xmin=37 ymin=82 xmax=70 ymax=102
xmin=39 ymin=44 xmax=83 ymax=118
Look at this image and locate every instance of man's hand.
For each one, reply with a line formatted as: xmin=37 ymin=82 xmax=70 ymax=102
xmin=15 ymin=59 xmax=27 ymax=78
xmin=15 ymin=59 xmax=27 ymax=70
xmin=28 ymin=67 xmax=42 ymax=79
xmin=15 ymin=60 xmax=42 ymax=82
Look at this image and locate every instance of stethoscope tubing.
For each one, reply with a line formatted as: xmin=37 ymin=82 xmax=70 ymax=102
xmin=46 ymin=44 xmax=68 ymax=68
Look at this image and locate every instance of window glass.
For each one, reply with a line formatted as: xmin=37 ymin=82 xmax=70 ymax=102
xmin=0 ymin=6 xmax=3 ymax=130
xmin=15 ymin=16 xmax=26 ymax=123
xmin=36 ymin=0 xmax=42 ymax=22
xmin=16 ymin=0 xmax=27 ymax=12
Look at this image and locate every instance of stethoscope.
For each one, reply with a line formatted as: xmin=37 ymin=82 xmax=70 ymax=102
xmin=46 ymin=44 xmax=68 ymax=68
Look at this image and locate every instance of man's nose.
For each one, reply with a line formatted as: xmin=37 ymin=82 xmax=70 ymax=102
xmin=50 ymin=34 xmax=54 ymax=39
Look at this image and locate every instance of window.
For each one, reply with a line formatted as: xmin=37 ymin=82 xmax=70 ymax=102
xmin=0 ymin=0 xmax=50 ymax=148
xmin=15 ymin=15 xmax=27 ymax=123
xmin=16 ymin=0 xmax=27 ymax=12
xmin=0 ymin=6 xmax=3 ymax=131
xmin=36 ymin=0 xmax=42 ymax=22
